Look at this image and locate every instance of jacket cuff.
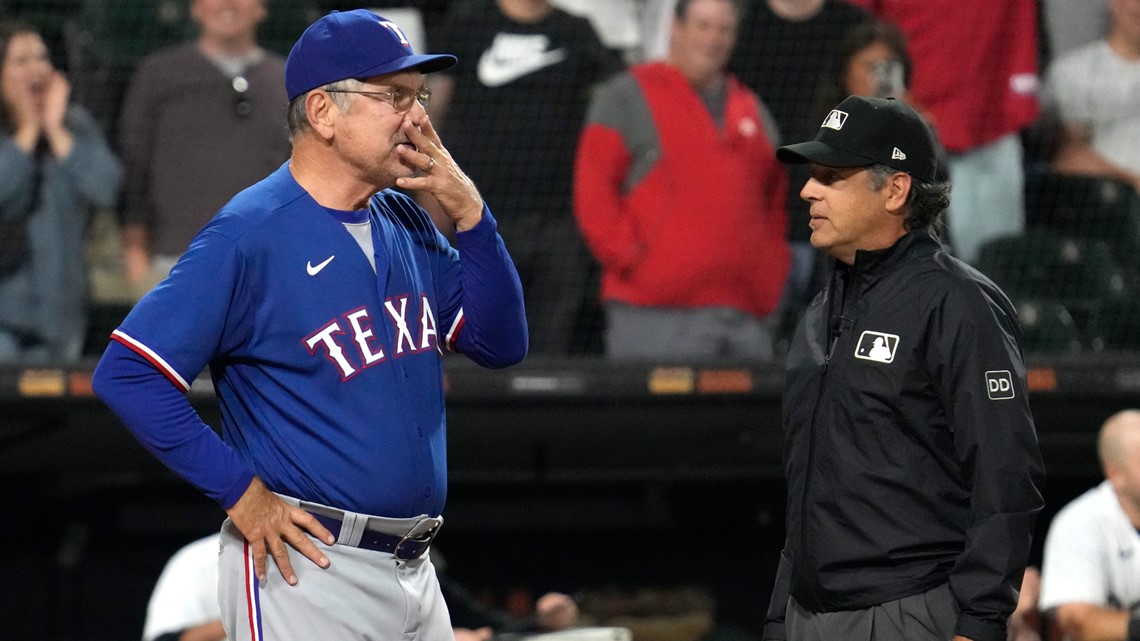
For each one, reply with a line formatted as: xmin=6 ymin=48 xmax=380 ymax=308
xmin=955 ymin=613 xmax=1006 ymax=641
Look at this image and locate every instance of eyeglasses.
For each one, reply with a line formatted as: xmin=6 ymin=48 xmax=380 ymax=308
xmin=324 ymin=86 xmax=432 ymax=113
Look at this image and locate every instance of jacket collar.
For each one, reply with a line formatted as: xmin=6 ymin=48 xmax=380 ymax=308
xmin=839 ymin=228 xmax=943 ymax=278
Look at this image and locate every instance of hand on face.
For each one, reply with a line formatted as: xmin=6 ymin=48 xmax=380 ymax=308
xmin=2 ymin=67 xmax=41 ymax=133
xmin=395 ymin=112 xmax=485 ymax=231
xmin=35 ymin=70 xmax=70 ymax=134
xmin=0 ymin=31 xmax=53 ymax=137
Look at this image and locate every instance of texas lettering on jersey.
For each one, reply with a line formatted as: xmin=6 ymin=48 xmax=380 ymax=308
xmin=303 ymin=293 xmax=444 ymax=380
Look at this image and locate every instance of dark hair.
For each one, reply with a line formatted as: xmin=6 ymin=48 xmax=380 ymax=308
xmin=0 ymin=19 xmax=40 ymax=133
xmin=673 ymin=0 xmax=743 ymax=21
xmin=867 ymin=163 xmax=951 ymax=235
xmin=813 ymin=20 xmax=913 ymax=124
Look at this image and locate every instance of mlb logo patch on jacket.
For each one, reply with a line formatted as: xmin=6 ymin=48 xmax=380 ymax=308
xmin=854 ymin=331 xmax=899 ymax=363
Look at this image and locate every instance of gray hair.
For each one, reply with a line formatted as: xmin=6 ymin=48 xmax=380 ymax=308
xmin=866 ymin=163 xmax=951 ymax=234
xmin=286 ymin=78 xmax=364 ymax=142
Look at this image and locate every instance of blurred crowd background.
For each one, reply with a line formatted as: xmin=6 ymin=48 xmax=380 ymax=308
xmin=0 ymin=0 xmax=1136 ymax=364
xmin=1 ymin=1 xmax=1138 ymax=640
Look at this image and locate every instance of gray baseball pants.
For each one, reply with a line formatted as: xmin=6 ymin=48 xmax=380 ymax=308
xmin=218 ymin=497 xmax=452 ymax=641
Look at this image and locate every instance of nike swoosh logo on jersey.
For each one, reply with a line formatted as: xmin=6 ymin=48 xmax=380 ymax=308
xmin=477 ymin=37 xmax=567 ymax=88
xmin=307 ymin=255 xmax=335 ymax=276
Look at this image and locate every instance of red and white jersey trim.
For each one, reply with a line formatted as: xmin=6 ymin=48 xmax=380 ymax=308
xmin=110 ymin=329 xmax=191 ymax=393
xmin=445 ymin=309 xmax=465 ymax=353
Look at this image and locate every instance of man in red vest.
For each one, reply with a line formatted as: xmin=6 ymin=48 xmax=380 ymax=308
xmin=573 ymin=0 xmax=790 ymax=360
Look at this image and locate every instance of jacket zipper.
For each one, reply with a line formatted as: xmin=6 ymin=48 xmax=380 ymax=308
xmin=800 ymin=266 xmax=857 ymax=608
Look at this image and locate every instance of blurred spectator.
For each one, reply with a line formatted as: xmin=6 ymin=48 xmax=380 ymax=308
xmin=431 ymin=0 xmax=622 ymax=355
xmin=550 ymin=0 xmax=643 ymax=62
xmin=117 ymin=0 xmax=290 ymax=298
xmin=443 ymin=577 xmax=579 ymax=641
xmin=1009 ymin=566 xmax=1043 ymax=641
xmin=1043 ymin=0 xmax=1140 ymax=193
xmin=813 ymin=20 xmax=949 ymax=182
xmin=143 ymin=533 xmax=226 ymax=641
xmin=846 ymin=0 xmax=1040 ymax=265
xmin=574 ymin=0 xmax=789 ymax=360
xmin=1039 ymin=409 xmax=1140 ymax=641
xmin=0 ymin=18 xmax=122 ymax=363
xmin=1043 ymin=0 xmax=1111 ymax=58
xmin=640 ymin=0 xmax=686 ymax=62
xmin=143 ymin=533 xmax=577 ymax=641
xmin=727 ymin=0 xmax=870 ymax=313
xmin=813 ymin=20 xmax=910 ymax=117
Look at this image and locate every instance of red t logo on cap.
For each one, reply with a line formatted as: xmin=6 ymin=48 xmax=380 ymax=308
xmin=381 ymin=21 xmax=411 ymax=48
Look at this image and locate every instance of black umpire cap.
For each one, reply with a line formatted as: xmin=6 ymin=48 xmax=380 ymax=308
xmin=776 ymin=95 xmax=939 ymax=183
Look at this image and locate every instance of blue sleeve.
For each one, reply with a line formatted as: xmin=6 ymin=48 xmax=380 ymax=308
xmin=93 ymin=222 xmax=255 ymax=508
xmin=442 ymin=205 xmax=528 ymax=367
xmin=120 ymin=225 xmax=250 ymax=383
xmin=92 ymin=340 xmax=254 ymax=508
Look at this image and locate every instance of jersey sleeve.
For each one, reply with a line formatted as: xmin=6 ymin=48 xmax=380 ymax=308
xmin=1038 ymin=497 xmax=1110 ymax=611
xmin=92 ymin=340 xmax=254 ymax=507
xmin=433 ymin=204 xmax=528 ymax=367
xmin=93 ymin=224 xmax=255 ymax=507
xmin=115 ymin=225 xmax=249 ymax=386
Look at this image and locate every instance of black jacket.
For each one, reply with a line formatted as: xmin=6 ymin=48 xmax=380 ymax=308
xmin=764 ymin=231 xmax=1045 ymax=641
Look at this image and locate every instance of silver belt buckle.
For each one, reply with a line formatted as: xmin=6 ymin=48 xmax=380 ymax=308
xmin=394 ymin=517 xmax=442 ymax=560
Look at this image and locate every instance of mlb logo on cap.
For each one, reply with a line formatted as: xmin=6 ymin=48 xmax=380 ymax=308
xmin=822 ymin=110 xmax=848 ymax=131
xmin=776 ymin=96 xmax=939 ymax=183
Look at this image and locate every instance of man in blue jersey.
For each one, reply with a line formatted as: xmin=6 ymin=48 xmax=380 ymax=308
xmin=93 ymin=9 xmax=527 ymax=641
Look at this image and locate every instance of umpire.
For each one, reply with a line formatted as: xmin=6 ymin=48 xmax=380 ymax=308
xmin=764 ymin=96 xmax=1045 ymax=641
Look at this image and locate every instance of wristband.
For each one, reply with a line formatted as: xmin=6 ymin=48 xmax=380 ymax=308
xmin=1128 ymin=614 xmax=1140 ymax=641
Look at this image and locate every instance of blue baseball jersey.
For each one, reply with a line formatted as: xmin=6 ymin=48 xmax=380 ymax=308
xmin=94 ymin=164 xmax=527 ymax=517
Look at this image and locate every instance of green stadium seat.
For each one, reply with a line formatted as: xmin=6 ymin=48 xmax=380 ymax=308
xmin=1090 ymin=297 xmax=1140 ymax=352
xmin=976 ymin=231 xmax=1128 ymax=302
xmin=1024 ymin=172 xmax=1140 ymax=276
xmin=1015 ymin=300 xmax=1084 ymax=354
xmin=978 ymin=231 xmax=1137 ymax=353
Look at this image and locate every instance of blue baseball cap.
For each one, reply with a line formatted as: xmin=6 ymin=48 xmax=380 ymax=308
xmin=285 ymin=9 xmax=456 ymax=101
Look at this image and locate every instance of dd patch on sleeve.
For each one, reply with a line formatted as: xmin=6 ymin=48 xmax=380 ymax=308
xmin=985 ymin=370 xmax=1015 ymax=400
